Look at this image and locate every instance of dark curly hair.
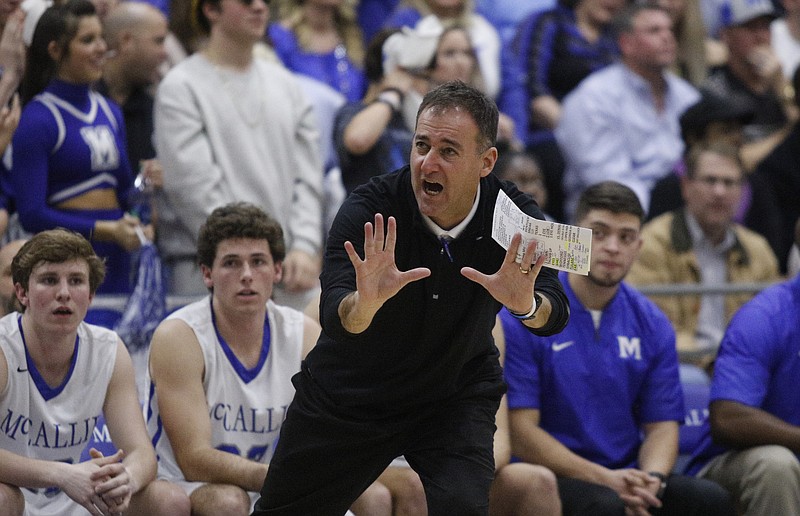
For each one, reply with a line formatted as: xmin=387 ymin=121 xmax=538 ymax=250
xmin=197 ymin=202 xmax=286 ymax=268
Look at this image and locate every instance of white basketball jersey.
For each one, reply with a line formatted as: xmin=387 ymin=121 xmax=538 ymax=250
xmin=0 ymin=313 xmax=117 ymax=516
xmin=145 ymin=297 xmax=305 ymax=484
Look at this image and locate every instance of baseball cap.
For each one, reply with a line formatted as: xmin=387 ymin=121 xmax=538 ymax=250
xmin=680 ymin=91 xmax=755 ymax=141
xmin=719 ymin=0 xmax=777 ymax=28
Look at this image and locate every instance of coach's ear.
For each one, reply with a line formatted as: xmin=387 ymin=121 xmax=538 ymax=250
xmin=481 ymin=146 xmax=498 ymax=178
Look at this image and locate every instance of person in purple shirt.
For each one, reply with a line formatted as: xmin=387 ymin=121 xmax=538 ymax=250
xmin=384 ymin=0 xmax=502 ymax=98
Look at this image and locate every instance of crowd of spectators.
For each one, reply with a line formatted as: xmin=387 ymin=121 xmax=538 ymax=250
xmin=0 ymin=0 xmax=798 ymax=513
xmin=0 ymin=0 xmax=795 ymax=301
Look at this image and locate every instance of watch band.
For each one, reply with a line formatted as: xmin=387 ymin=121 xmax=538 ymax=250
xmin=649 ymin=471 xmax=668 ymax=500
xmin=509 ymin=292 xmax=543 ymax=321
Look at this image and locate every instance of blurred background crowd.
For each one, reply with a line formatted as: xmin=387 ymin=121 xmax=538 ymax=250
xmin=0 ymin=0 xmax=800 ymax=514
xmin=0 ymin=0 xmax=797 ymax=414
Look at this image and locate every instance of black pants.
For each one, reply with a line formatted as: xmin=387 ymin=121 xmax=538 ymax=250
xmin=252 ymin=368 xmax=503 ymax=516
xmin=557 ymin=474 xmax=736 ymax=516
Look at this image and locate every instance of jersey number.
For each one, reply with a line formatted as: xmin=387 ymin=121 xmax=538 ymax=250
xmin=216 ymin=443 xmax=269 ymax=462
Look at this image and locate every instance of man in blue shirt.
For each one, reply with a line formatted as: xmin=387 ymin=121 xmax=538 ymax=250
xmin=555 ymin=2 xmax=700 ymax=221
xmin=686 ymin=271 xmax=800 ymax=516
xmin=502 ymin=181 xmax=734 ymax=515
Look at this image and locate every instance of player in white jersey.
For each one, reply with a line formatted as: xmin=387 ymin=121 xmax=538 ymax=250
xmin=145 ymin=202 xmax=391 ymax=516
xmin=0 ymin=229 xmax=190 ymax=516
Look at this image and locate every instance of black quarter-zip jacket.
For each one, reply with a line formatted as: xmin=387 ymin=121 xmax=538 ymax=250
xmin=305 ymin=166 xmax=569 ymax=418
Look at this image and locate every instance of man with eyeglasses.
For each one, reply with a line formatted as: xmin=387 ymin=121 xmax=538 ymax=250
xmin=628 ymin=142 xmax=780 ymax=368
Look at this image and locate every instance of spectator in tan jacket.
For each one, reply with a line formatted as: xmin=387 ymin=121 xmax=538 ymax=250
xmin=628 ymin=142 xmax=779 ymax=368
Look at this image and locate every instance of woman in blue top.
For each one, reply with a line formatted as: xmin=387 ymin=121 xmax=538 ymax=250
xmin=11 ymin=0 xmax=151 ymax=297
xmin=500 ymin=0 xmax=623 ymax=222
xmin=269 ymin=0 xmax=366 ymax=102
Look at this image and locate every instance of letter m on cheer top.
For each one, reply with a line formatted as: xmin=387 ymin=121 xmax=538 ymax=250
xmin=617 ymin=336 xmax=642 ymax=360
xmin=80 ymin=126 xmax=120 ymax=171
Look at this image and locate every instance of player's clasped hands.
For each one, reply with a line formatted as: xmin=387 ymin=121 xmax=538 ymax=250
xmin=90 ymin=448 xmax=133 ymax=516
xmin=604 ymin=468 xmax=662 ymax=516
xmin=56 ymin=448 xmax=131 ymax=516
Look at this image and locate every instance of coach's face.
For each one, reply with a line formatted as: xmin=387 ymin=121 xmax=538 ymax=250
xmin=411 ymin=107 xmax=496 ymax=230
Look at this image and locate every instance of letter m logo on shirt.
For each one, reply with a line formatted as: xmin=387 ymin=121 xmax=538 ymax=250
xmin=617 ymin=336 xmax=641 ymax=360
xmin=80 ymin=126 xmax=120 ymax=171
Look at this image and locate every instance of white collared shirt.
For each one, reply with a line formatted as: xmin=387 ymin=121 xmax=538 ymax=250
xmin=421 ymin=184 xmax=481 ymax=240
xmin=685 ymin=210 xmax=736 ymax=351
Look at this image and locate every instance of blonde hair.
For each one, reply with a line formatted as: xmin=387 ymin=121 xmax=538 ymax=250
xmin=431 ymin=24 xmax=485 ymax=93
xmin=274 ymin=0 xmax=364 ymax=66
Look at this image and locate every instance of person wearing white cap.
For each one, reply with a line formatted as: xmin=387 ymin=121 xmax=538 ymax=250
xmin=381 ymin=17 xmax=519 ymax=148
xmin=384 ymin=0 xmax=502 ymax=99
